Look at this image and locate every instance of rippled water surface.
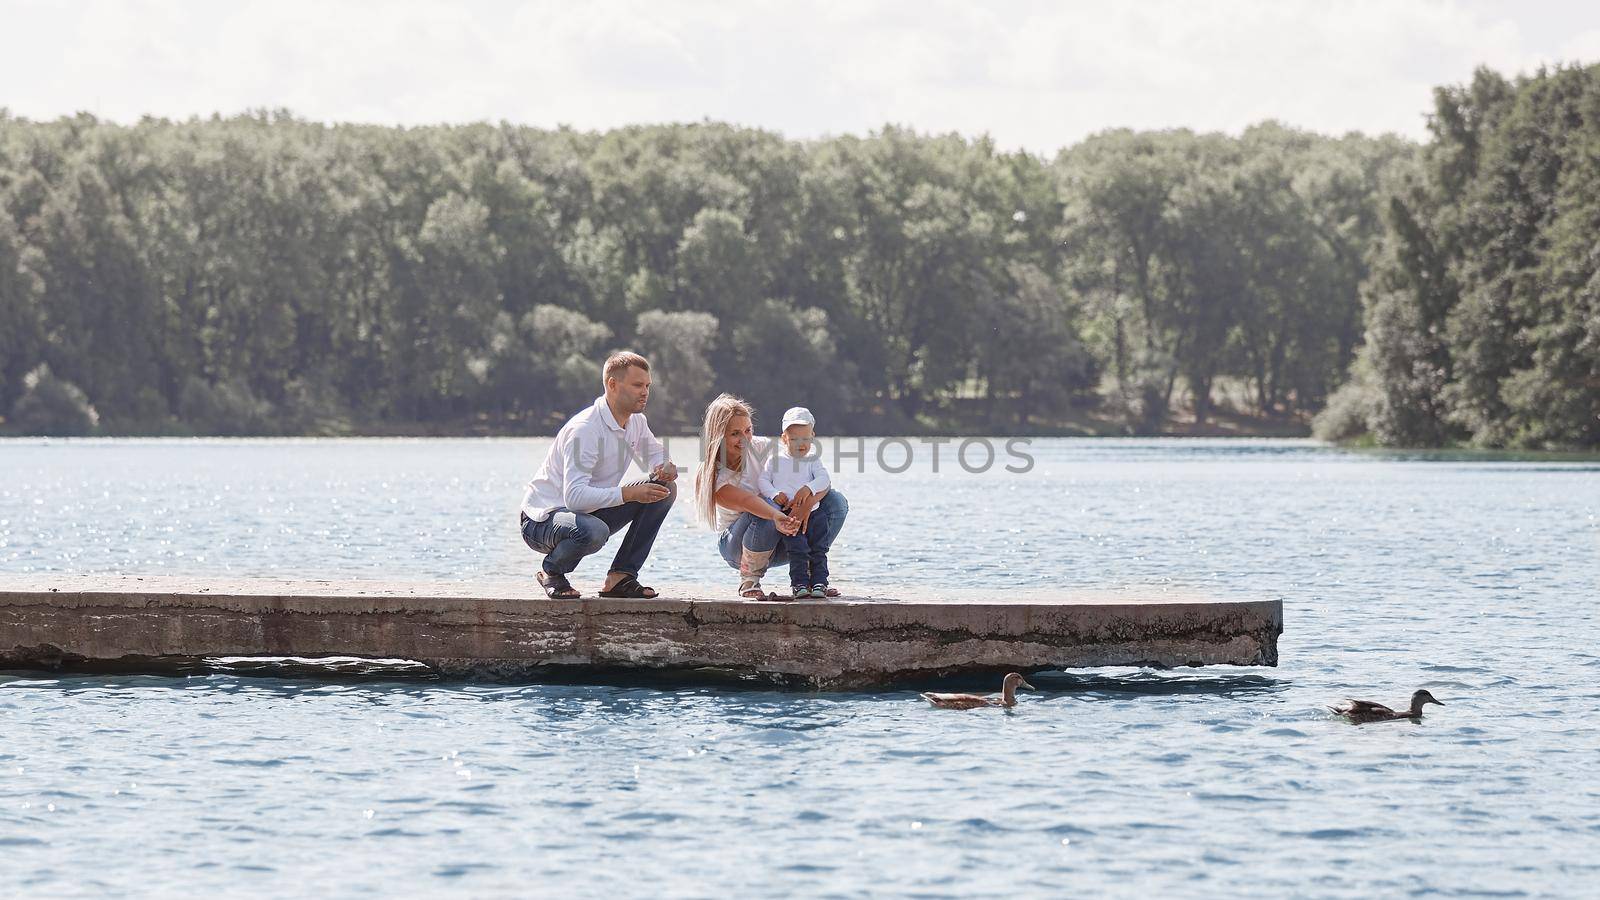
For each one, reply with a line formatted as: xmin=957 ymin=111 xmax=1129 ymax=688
xmin=2 ymin=437 xmax=1598 ymax=897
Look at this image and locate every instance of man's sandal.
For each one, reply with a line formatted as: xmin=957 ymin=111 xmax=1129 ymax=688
xmin=537 ymin=571 xmax=581 ymax=600
xmin=598 ymin=573 xmax=659 ymax=599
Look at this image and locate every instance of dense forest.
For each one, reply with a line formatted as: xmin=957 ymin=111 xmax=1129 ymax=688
xmin=1317 ymin=64 xmax=1600 ymax=450
xmin=0 ymin=63 xmax=1596 ymax=447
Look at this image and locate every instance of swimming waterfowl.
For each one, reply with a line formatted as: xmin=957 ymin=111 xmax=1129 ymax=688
xmin=921 ymin=673 xmax=1036 ymax=710
xmin=1329 ymin=689 xmax=1444 ymax=723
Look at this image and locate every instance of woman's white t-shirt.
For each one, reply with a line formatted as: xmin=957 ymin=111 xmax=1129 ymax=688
xmin=712 ymin=437 xmax=770 ymax=532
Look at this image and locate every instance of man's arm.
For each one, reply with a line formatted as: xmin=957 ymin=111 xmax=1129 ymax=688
xmin=561 ymin=433 xmax=624 ymax=512
xmin=639 ymin=417 xmax=672 ymax=479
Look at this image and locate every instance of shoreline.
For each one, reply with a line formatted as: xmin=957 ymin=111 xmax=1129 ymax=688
xmin=6 ymin=431 xmax=1600 ymax=462
xmin=0 ymin=408 xmax=1316 ymax=441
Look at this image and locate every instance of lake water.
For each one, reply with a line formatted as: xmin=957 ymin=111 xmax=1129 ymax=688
xmin=2 ymin=437 xmax=1597 ymax=897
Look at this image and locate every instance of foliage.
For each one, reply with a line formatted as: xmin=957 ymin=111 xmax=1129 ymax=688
xmin=632 ymin=310 xmax=719 ymax=432
xmin=1349 ymin=64 xmax=1600 ymax=448
xmin=731 ymin=299 xmax=855 ymax=431
xmin=0 ymin=111 xmax=1415 ymax=436
xmin=1312 ymin=358 xmax=1381 ymax=443
xmin=176 ymin=376 xmax=276 ymax=436
xmin=8 ymin=364 xmax=98 ymax=435
xmin=1058 ymin=125 xmax=1411 ymax=433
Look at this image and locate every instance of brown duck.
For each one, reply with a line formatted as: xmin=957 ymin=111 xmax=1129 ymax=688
xmin=921 ymin=673 xmax=1036 ymax=710
xmin=1329 ymin=689 xmax=1445 ymax=723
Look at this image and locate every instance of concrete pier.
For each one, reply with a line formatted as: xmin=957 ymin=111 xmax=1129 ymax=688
xmin=0 ymin=576 xmax=1281 ymax=688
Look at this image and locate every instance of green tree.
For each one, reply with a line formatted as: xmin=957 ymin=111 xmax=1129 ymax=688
xmin=731 ymin=299 xmax=855 ymax=429
xmin=0 ymin=212 xmax=44 ymax=414
xmin=1058 ymin=130 xmax=1191 ymax=431
xmin=10 ymin=364 xmax=99 ymax=435
xmin=976 ymin=262 xmax=1098 ymax=426
xmin=480 ymin=304 xmax=612 ymax=425
xmin=826 ymin=128 xmax=1013 ymax=418
xmin=29 ymin=153 xmax=163 ymax=425
xmin=1344 ymin=64 xmax=1600 ymax=449
xmin=633 ymin=310 xmax=718 ymax=432
xmin=393 ymin=192 xmax=504 ymax=419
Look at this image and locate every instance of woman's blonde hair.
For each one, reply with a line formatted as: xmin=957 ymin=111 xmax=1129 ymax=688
xmin=693 ymin=393 xmax=753 ymax=529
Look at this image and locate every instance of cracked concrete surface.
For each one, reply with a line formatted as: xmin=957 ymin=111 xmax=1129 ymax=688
xmin=1 ymin=576 xmax=1281 ymax=688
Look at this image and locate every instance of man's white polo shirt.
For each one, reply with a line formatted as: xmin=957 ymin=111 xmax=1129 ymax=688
xmin=521 ymin=395 xmax=668 ymax=522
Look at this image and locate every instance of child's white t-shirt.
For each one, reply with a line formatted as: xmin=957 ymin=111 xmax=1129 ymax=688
xmin=760 ymin=443 xmax=831 ymax=503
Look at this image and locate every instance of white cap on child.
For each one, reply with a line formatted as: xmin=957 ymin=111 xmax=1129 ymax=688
xmin=781 ymin=406 xmax=815 ymax=430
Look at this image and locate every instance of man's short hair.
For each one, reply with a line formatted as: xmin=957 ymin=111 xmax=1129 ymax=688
xmin=603 ymin=351 xmax=650 ymax=385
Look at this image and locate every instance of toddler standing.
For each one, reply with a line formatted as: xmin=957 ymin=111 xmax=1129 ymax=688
xmin=760 ymin=406 xmax=833 ymax=599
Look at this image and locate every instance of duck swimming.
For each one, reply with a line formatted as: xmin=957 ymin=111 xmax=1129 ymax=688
xmin=921 ymin=672 xmax=1036 ymax=710
xmin=1329 ymin=689 xmax=1445 ymax=723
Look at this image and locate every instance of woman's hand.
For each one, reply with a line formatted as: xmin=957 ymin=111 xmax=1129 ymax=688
xmin=762 ymin=499 xmax=801 ymax=535
xmin=715 ymin=483 xmax=797 ymax=532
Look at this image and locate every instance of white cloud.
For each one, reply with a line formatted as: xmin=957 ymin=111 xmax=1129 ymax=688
xmin=1 ymin=0 xmax=1594 ymax=152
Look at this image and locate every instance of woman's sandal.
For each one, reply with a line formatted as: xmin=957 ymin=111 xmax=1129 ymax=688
xmin=537 ymin=570 xmax=581 ymax=600
xmin=739 ymin=579 xmax=785 ymax=601
xmin=598 ymin=573 xmax=658 ymax=599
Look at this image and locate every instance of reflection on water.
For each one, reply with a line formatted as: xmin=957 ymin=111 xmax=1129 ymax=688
xmin=1025 ymin=671 xmax=1286 ymax=698
xmin=2 ymin=437 xmax=1598 ymax=896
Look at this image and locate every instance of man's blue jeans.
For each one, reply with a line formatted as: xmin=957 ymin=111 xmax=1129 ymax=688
xmin=717 ymin=490 xmax=848 ymax=574
xmin=522 ymin=479 xmax=677 ymax=578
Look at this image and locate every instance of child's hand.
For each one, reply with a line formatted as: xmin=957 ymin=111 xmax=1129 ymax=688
xmin=792 ymin=492 xmax=818 ymax=531
xmin=772 ymin=492 xmax=789 ymax=509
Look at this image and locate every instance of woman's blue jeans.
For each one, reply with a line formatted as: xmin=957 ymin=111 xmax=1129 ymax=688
xmin=717 ymin=490 xmax=848 ymax=571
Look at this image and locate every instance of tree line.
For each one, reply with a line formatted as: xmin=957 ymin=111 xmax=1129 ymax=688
xmin=0 ymin=64 xmax=1594 ymax=447
xmin=1315 ymin=63 xmax=1600 ymax=449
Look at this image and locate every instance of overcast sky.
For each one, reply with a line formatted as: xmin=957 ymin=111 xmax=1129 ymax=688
xmin=4 ymin=0 xmax=1598 ymax=153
